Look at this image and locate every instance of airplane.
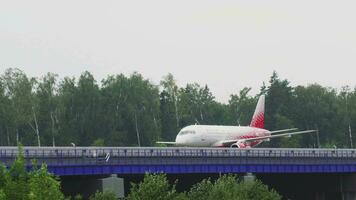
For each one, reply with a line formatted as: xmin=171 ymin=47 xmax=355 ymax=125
xmin=157 ymin=95 xmax=315 ymax=148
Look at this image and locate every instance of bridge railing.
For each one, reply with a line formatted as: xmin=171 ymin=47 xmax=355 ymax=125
xmin=0 ymin=147 xmax=356 ymax=159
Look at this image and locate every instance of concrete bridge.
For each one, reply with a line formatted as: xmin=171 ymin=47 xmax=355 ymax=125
xmin=1 ymin=147 xmax=356 ymax=175
xmin=2 ymin=147 xmax=356 ymax=199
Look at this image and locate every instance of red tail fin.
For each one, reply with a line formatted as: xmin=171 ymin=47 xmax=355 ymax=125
xmin=250 ymin=95 xmax=265 ymax=128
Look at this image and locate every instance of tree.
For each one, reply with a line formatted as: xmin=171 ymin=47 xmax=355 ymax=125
xmin=160 ymin=74 xmax=180 ymax=128
xmin=2 ymin=68 xmax=39 ymax=146
xmin=127 ymin=173 xmax=184 ymax=200
xmin=101 ymin=73 xmax=161 ymax=146
xmin=0 ymin=78 xmax=12 ymax=145
xmin=36 ymin=73 xmax=59 ymax=146
xmin=126 ymin=73 xmax=161 ymax=146
xmin=264 ymin=71 xmax=295 ymax=147
xmin=178 ymin=83 xmax=219 ymax=127
xmin=57 ymin=77 xmax=78 ymax=146
xmin=187 ymin=175 xmax=281 ymax=200
xmin=293 ymin=84 xmax=341 ymax=147
xmin=1 ymin=68 xmax=356 ymax=148
xmin=234 ymin=179 xmax=281 ymax=200
xmin=228 ymin=87 xmax=256 ymax=126
xmin=28 ymin=165 xmax=65 ymax=200
xmin=75 ymin=71 xmax=101 ymax=146
xmin=187 ymin=178 xmax=213 ymax=200
xmin=92 ymin=138 xmax=105 ymax=146
xmin=89 ymin=191 xmax=116 ymax=200
xmin=0 ymin=145 xmax=66 ymax=200
xmin=100 ymin=74 xmax=130 ymax=146
xmin=3 ymin=146 xmax=29 ymax=200
xmin=160 ymin=74 xmax=180 ymax=141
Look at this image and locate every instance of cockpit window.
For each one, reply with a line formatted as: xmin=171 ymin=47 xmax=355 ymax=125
xmin=179 ymin=130 xmax=196 ymax=135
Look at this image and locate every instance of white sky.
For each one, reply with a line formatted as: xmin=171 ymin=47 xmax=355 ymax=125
xmin=1 ymin=0 xmax=356 ymax=102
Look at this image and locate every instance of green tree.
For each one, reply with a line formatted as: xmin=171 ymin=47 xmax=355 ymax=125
xmin=127 ymin=173 xmax=184 ymax=200
xmin=160 ymin=73 xmax=180 ymax=141
xmin=89 ymin=191 xmax=116 ymax=200
xmin=2 ymin=68 xmax=39 ymax=146
xmin=187 ymin=175 xmax=281 ymax=200
xmin=0 ymin=78 xmax=10 ymax=145
xmin=235 ymin=179 xmax=281 ymax=200
xmin=265 ymin=71 xmax=295 ymax=147
xmin=228 ymin=87 xmax=256 ymax=126
xmin=178 ymin=83 xmax=219 ymax=127
xmin=92 ymin=138 xmax=105 ymax=146
xmin=293 ymin=84 xmax=340 ymax=147
xmin=28 ymin=165 xmax=65 ymax=200
xmin=3 ymin=145 xmax=29 ymax=200
xmin=57 ymin=77 xmax=78 ymax=146
xmin=73 ymin=194 xmax=83 ymax=200
xmin=187 ymin=179 xmax=213 ymax=200
xmin=36 ymin=73 xmax=59 ymax=146
xmin=100 ymin=74 xmax=130 ymax=146
xmin=0 ymin=145 xmax=67 ymax=200
xmin=75 ymin=71 xmax=101 ymax=146
xmin=0 ymin=190 xmax=5 ymax=200
xmin=126 ymin=73 xmax=161 ymax=146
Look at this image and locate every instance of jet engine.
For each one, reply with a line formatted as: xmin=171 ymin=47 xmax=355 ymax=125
xmin=230 ymin=141 xmax=248 ymax=148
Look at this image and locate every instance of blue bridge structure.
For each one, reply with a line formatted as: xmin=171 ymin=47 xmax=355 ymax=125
xmin=1 ymin=147 xmax=356 ymax=176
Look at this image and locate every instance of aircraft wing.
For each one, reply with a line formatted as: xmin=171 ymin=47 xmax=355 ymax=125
xmin=270 ymin=128 xmax=298 ymax=134
xmin=156 ymin=141 xmax=178 ymax=145
xmin=240 ymin=130 xmax=316 ymax=143
xmin=216 ymin=130 xmax=315 ymax=147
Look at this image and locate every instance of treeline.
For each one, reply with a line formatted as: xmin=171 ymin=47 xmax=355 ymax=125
xmin=0 ymin=68 xmax=355 ymax=148
xmin=126 ymin=173 xmax=281 ymax=200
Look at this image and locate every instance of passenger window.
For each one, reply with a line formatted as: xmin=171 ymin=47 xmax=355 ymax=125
xmin=179 ymin=130 xmax=196 ymax=135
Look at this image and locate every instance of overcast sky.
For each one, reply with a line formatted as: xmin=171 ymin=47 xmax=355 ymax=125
xmin=1 ymin=1 xmax=355 ymax=102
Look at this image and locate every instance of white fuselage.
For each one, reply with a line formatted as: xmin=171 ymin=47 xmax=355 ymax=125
xmin=175 ymin=125 xmax=271 ymax=147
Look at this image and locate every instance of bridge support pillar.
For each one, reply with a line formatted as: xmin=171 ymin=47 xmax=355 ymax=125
xmin=339 ymin=174 xmax=356 ymax=200
xmin=243 ymin=172 xmax=255 ymax=182
xmin=100 ymin=175 xmax=124 ymax=198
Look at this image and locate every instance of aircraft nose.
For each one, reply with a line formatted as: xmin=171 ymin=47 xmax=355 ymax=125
xmin=175 ymin=135 xmax=187 ymax=144
xmin=175 ymin=135 xmax=183 ymax=143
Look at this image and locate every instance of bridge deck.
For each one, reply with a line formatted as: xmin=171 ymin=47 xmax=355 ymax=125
xmin=1 ymin=147 xmax=356 ymax=175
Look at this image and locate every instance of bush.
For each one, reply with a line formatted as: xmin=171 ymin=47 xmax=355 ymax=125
xmin=0 ymin=145 xmax=66 ymax=200
xmin=187 ymin=174 xmax=281 ymax=200
xmin=89 ymin=191 xmax=116 ymax=200
xmin=28 ymin=165 xmax=65 ymax=200
xmin=127 ymin=173 xmax=186 ymax=200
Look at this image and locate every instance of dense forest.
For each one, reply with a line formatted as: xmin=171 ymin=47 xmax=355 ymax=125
xmin=0 ymin=68 xmax=355 ymax=148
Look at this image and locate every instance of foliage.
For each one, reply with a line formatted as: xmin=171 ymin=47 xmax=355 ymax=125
xmin=92 ymin=138 xmax=105 ymax=147
xmin=127 ymin=173 xmax=184 ymax=200
xmin=89 ymin=191 xmax=116 ymax=200
xmin=187 ymin=178 xmax=213 ymax=200
xmin=3 ymin=146 xmax=281 ymax=199
xmin=73 ymin=194 xmax=83 ymax=200
xmin=4 ymin=145 xmax=29 ymax=200
xmin=28 ymin=165 xmax=65 ymax=200
xmin=0 ymin=145 xmax=65 ymax=200
xmin=127 ymin=174 xmax=280 ymax=200
xmin=187 ymin=175 xmax=281 ymax=200
xmin=0 ymin=68 xmax=355 ymax=148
